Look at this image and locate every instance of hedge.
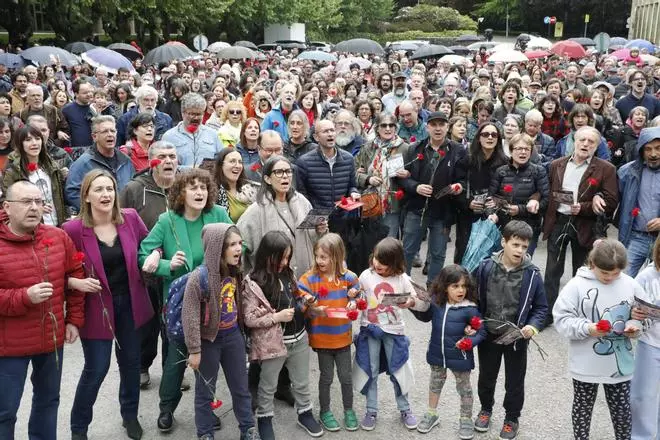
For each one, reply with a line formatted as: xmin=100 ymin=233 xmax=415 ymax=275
xmin=307 ymin=30 xmax=476 ymax=45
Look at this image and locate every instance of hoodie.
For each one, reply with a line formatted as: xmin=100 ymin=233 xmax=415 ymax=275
xmin=553 ymin=267 xmax=644 ymax=384
xmin=182 ymin=223 xmax=243 ymax=354
xmin=634 ymin=265 xmax=660 ymax=348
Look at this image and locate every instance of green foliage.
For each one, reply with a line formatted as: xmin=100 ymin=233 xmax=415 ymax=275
xmin=316 ymin=29 xmax=474 ymax=45
xmin=392 ymin=4 xmax=477 ymax=32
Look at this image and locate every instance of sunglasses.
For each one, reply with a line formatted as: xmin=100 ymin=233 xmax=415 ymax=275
xmin=228 ymin=110 xmax=242 ymax=115
xmin=480 ymin=132 xmax=499 ymax=138
xmin=379 ymin=123 xmax=396 ymax=128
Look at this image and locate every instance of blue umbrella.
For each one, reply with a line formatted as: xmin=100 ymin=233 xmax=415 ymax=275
xmin=81 ymin=47 xmax=134 ymax=74
xmin=461 ymin=219 xmax=502 ymax=272
xmin=296 ymin=50 xmax=337 ymax=62
xmin=609 ymin=37 xmax=628 ymax=48
xmin=20 ymin=46 xmax=79 ymax=67
xmin=626 ymin=39 xmax=656 ymax=54
xmin=0 ymin=53 xmax=25 ymax=69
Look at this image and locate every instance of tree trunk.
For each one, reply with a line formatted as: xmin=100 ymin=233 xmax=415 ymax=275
xmin=1 ymin=0 xmax=34 ymax=48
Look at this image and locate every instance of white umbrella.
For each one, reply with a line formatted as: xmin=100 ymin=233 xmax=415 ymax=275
xmin=207 ymin=42 xmax=231 ymax=53
xmin=488 ymin=50 xmax=529 ymax=63
xmin=335 ymin=57 xmax=371 ymax=72
xmin=527 ymin=37 xmax=552 ymax=50
xmin=439 ymin=54 xmax=468 ymax=65
xmin=641 ymin=53 xmax=660 ymax=64
xmin=491 ymin=43 xmax=516 ymax=52
xmin=467 ymin=42 xmax=498 ymax=51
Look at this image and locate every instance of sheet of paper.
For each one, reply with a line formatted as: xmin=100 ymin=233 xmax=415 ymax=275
xmin=385 ymin=154 xmax=404 ymax=178
xmin=297 ymin=208 xmax=333 ymax=229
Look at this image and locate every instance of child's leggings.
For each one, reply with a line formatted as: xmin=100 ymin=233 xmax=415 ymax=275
xmin=430 ymin=366 xmax=473 ymax=419
xmin=571 ymin=379 xmax=631 ymax=440
xmin=317 ymin=346 xmax=353 ymax=413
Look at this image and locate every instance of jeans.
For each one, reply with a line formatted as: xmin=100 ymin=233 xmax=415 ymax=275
xmin=141 ymin=280 xmax=168 ymax=371
xmin=625 ymin=231 xmax=655 ymax=278
xmin=0 ymin=348 xmax=63 ymax=440
xmin=365 ymin=333 xmax=410 ymax=414
xmin=631 ymin=341 xmax=660 ymax=440
xmin=382 ymin=212 xmax=403 ymax=239
xmin=194 ymin=328 xmax=254 ymax=437
xmin=71 ymin=294 xmax=141 ymax=433
xmin=402 ymin=210 xmax=448 ymax=285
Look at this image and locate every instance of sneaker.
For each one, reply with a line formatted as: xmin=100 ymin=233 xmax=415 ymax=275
xmin=360 ymin=412 xmax=377 ymax=431
xmin=474 ymin=410 xmax=491 ymax=432
xmin=344 ymin=409 xmax=358 ymax=431
xmin=258 ymin=417 xmax=275 ymax=440
xmin=140 ymin=370 xmax=151 ymax=389
xmin=241 ymin=427 xmax=261 ymax=440
xmin=71 ymin=433 xmax=88 ymax=440
xmin=401 ymin=410 xmax=418 ymax=430
xmin=412 ymin=256 xmax=423 ymax=267
xmin=122 ymin=419 xmax=143 ymax=440
xmin=297 ymin=410 xmax=324 ymax=437
xmin=499 ymin=420 xmax=519 ymax=439
xmin=319 ymin=411 xmax=340 ymax=432
xmin=416 ymin=412 xmax=440 ymax=433
xmin=458 ymin=417 xmax=475 ymax=439
xmin=198 ymin=435 xmax=214 ymax=440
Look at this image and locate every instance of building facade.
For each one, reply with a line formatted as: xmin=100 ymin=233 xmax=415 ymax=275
xmin=629 ymin=0 xmax=660 ymax=44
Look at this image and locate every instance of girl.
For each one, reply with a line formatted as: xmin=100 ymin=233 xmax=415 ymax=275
xmin=353 ymin=238 xmax=421 ymax=432
xmin=182 ymin=224 xmax=259 ymax=440
xmin=242 ymin=231 xmax=323 ymax=440
xmin=412 ymin=264 xmax=486 ymax=439
xmin=0 ymin=116 xmax=12 ymax=173
xmin=297 ymin=233 xmax=360 ymax=432
xmin=553 ymin=239 xmax=644 ymax=440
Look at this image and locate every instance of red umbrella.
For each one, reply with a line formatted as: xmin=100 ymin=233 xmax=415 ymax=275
xmin=609 ymin=48 xmax=630 ymax=60
xmin=525 ymin=49 xmax=551 ymax=60
xmin=550 ymin=40 xmax=586 ymax=59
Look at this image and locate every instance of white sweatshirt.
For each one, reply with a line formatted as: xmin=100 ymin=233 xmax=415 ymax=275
xmin=634 ymin=265 xmax=660 ymax=348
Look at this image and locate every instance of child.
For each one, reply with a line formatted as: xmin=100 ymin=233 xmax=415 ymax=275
xmin=354 ymin=237 xmax=421 ymax=431
xmin=412 ymin=264 xmax=486 ymax=439
xmin=473 ymin=220 xmax=547 ymax=440
xmin=241 ymin=231 xmax=323 ymax=440
xmin=297 ymin=233 xmax=360 ymax=432
xmin=553 ymin=239 xmax=644 ymax=440
xmin=182 ymin=224 xmax=259 ymax=440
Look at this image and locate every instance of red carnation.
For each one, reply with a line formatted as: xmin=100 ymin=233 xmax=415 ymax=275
xmin=452 ymin=184 xmax=461 ymax=192
xmin=340 ymin=196 xmax=349 ymax=206
xmin=632 ymin=207 xmax=640 ymax=217
xmin=416 ymin=153 xmax=424 ymax=161
xmin=210 ymin=399 xmax=223 ymax=409
xmin=356 ymin=298 xmax=368 ymax=311
xmin=186 ymin=124 xmax=199 ymax=134
xmin=503 ymin=184 xmax=513 ymax=193
xmin=318 ymin=286 xmax=329 ymax=297
xmin=273 ymin=121 xmax=280 ymax=128
xmin=149 ymin=159 xmax=162 ymax=169
xmin=228 ymin=144 xmax=234 ymax=149
xmin=394 ymin=189 xmax=405 ymax=200
xmin=587 ymin=178 xmax=598 ymax=186
xmin=73 ymin=251 xmax=86 ymax=262
xmin=607 ymin=140 xmax=614 ymax=149
xmin=42 ymin=238 xmax=55 ymax=247
xmin=438 ymin=150 xmax=446 ymax=158
xmin=27 ymin=163 xmax=38 ymax=172
xmin=250 ymin=163 xmax=261 ymax=172
xmin=596 ymin=319 xmax=612 ymax=333
xmin=64 ymin=147 xmax=73 ymax=154
xmin=409 ymin=136 xmax=416 ymax=143
xmin=469 ymin=316 xmax=482 ymax=330
xmin=347 ymin=309 xmax=359 ymax=321
xmin=457 ymin=338 xmax=473 ymax=351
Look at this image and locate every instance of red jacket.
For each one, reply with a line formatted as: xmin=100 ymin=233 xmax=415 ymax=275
xmin=0 ymin=223 xmax=85 ymax=357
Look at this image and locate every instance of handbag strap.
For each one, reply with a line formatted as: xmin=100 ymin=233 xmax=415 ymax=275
xmin=274 ymin=204 xmax=296 ymax=237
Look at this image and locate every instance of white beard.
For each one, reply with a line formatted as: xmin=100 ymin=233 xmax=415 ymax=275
xmin=335 ymin=132 xmax=355 ymax=147
xmin=394 ymin=86 xmax=406 ymax=97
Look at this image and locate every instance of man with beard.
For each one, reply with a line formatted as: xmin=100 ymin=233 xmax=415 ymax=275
xmin=397 ymin=100 xmax=428 ymax=144
xmin=617 ymin=127 xmax=660 ymax=276
xmin=116 ymin=85 xmax=173 ymax=146
xmin=616 ymin=70 xmax=660 ymax=121
xmin=334 ymin=109 xmax=364 ymax=155
xmin=8 ymin=72 xmax=28 ymax=114
xmin=262 ymin=83 xmax=298 ymax=143
xmin=18 ymin=84 xmax=70 ymax=144
xmin=382 ymin=72 xmax=408 ymax=114
xmin=62 ymin=79 xmax=96 ymax=150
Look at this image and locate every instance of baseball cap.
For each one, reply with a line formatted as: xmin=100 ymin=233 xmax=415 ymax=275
xmin=529 ymin=81 xmax=542 ymax=88
xmin=478 ymin=68 xmax=490 ymax=78
xmin=592 ymin=81 xmax=615 ymax=96
xmin=427 ymin=111 xmax=449 ymax=123
xmin=392 ymin=72 xmax=407 ymax=80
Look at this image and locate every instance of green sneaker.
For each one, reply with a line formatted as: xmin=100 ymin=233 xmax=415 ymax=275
xmin=416 ymin=412 xmax=440 ymax=433
xmin=320 ymin=411 xmax=341 ymax=432
xmin=344 ymin=409 xmax=358 ymax=431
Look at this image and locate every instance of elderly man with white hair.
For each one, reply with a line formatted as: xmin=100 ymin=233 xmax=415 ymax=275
xmin=262 ymin=82 xmax=299 ymax=142
xmin=524 ymin=109 xmax=556 ymax=167
xmin=116 ymin=85 xmax=173 ymax=146
xmin=333 ymin=109 xmax=365 ymax=155
xmin=18 ymin=83 xmax=70 ymax=144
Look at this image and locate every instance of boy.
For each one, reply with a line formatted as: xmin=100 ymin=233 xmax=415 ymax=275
xmin=91 ymin=88 xmax=115 ymax=117
xmin=472 ymin=221 xmax=548 ymax=439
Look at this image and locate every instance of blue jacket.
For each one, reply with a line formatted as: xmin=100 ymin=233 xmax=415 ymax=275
xmin=162 ymin=123 xmax=223 ymax=167
xmin=398 ymin=121 xmax=429 ymax=145
xmin=261 ymin=103 xmax=298 ymax=142
xmin=412 ymin=301 xmax=486 ymax=371
xmin=532 ymin=132 xmax=556 ymax=168
xmin=295 ymin=147 xmax=359 ymax=209
xmin=555 ymin=131 xmax=611 ymax=161
xmin=354 ymin=325 xmax=409 ymax=395
xmin=617 ymin=127 xmax=660 ymax=246
xmin=65 ymin=146 xmax=135 ymax=210
xmin=115 ymin=107 xmax=172 ymax=147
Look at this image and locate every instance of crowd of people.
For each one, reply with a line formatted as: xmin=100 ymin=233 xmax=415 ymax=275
xmin=0 ymin=41 xmax=659 ymax=440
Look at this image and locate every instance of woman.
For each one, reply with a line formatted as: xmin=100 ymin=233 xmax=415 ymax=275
xmin=284 ymin=110 xmax=317 ymax=164
xmin=297 ymin=91 xmax=318 ymax=128
xmin=588 ymin=89 xmax=613 ymax=137
xmin=354 ymin=113 xmax=410 ymax=238
xmin=217 ymin=101 xmax=247 ymax=148
xmin=190 ymin=78 xmax=203 ymax=94
xmin=113 ymin=84 xmax=134 ymax=119
xmin=203 ymin=92 xmax=217 ymax=125
xmin=0 ymin=117 xmax=13 ymax=172
xmin=453 ymin=99 xmax=471 ymax=120
xmin=502 ymin=114 xmax=523 ymax=157
xmin=355 ymin=100 xmax=376 ymax=143
xmin=50 ymin=89 xmax=70 ymax=111
xmin=437 ymin=98 xmax=453 ymax=117
xmin=555 ymin=104 xmax=610 ymax=160
xmin=1 ymin=126 xmax=66 ymax=227
xmin=454 ymin=122 xmax=508 ymax=264
xmin=138 ymin=168 xmax=232 ymax=434
xmin=489 ymin=133 xmax=549 ymax=255
xmin=370 ymin=97 xmax=384 ymax=115
xmin=237 ymin=117 xmax=261 ymax=168
xmin=120 ymin=112 xmax=155 ymax=172
xmin=64 ymin=170 xmax=153 ymax=440
xmin=237 ymin=155 xmax=325 ymax=279
xmin=448 ymin=115 xmax=468 ymax=148
xmin=537 ymin=94 xmax=569 ymax=142
xmin=253 ymin=90 xmax=273 ymax=124
xmin=614 ymin=105 xmax=649 ymax=167
xmin=214 ymin=147 xmax=258 ymax=223
xmin=466 ymin=100 xmax=495 ymax=143
xmin=0 ymin=93 xmax=23 ymax=130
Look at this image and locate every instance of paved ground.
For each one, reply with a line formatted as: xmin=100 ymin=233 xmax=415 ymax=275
xmin=17 ymin=230 xmax=625 ymax=440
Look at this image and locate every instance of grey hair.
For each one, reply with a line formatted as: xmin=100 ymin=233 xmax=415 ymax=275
xmin=287 ymin=110 xmax=310 ymax=139
xmin=651 ymin=115 xmax=660 ymax=127
xmin=575 ymin=126 xmax=602 ymax=143
xmin=26 ymin=114 xmax=48 ymax=125
xmin=26 ymin=83 xmax=43 ymax=95
xmin=148 ymin=140 xmax=178 ymax=160
xmin=375 ymin=112 xmax=397 ymax=127
xmin=524 ymin=109 xmax=543 ymax=124
xmin=261 ymin=129 xmax=283 ymax=146
xmin=133 ymin=85 xmax=158 ymax=103
xmin=91 ymin=115 xmax=116 ymax=132
xmin=335 ymin=109 xmax=361 ymax=134
xmin=180 ymin=93 xmax=207 ymax=112
xmin=398 ymin=99 xmax=418 ymax=112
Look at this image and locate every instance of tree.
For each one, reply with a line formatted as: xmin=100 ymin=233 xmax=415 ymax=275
xmin=1 ymin=0 xmax=35 ymax=48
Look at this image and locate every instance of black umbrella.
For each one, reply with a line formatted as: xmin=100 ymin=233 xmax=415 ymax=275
xmin=410 ymin=44 xmax=454 ymax=60
xmin=448 ymin=46 xmax=471 ymax=56
xmin=108 ymin=43 xmax=143 ymax=60
xmin=334 ymin=38 xmax=384 ymax=55
xmin=20 ymin=46 xmax=79 ymax=67
xmin=216 ymin=46 xmax=257 ymax=60
xmin=455 ymin=34 xmax=484 ymax=44
xmin=143 ymin=42 xmax=196 ymax=65
xmin=234 ymin=40 xmax=258 ymax=50
xmin=388 ymin=42 xmax=420 ymax=52
xmin=64 ymin=42 xmax=96 ymax=55
xmin=569 ymin=37 xmax=596 ymax=47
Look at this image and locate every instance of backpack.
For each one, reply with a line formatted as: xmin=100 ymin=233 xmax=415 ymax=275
xmin=165 ymin=264 xmax=210 ymax=345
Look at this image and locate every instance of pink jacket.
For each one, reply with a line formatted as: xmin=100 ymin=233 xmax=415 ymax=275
xmin=241 ymin=276 xmax=287 ymax=362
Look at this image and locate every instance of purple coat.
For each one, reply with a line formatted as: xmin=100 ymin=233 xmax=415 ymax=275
xmin=63 ymin=208 xmax=153 ymax=340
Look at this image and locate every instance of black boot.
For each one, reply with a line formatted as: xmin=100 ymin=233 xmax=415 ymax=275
xmin=258 ymin=416 xmax=275 ymax=440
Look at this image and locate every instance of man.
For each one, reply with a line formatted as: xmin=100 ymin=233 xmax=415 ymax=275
xmin=437 ymin=75 xmax=464 ymax=100
xmin=527 ymin=81 xmax=543 ymax=101
xmin=617 ymin=127 xmax=660 ymax=276
xmin=410 ymin=72 xmax=425 ymax=90
xmin=398 ymin=112 xmax=465 ymax=285
xmin=116 ymin=85 xmax=172 ymax=146
xmin=523 ymin=109 xmax=555 ymax=166
xmin=296 ymin=119 xmax=360 ymax=210
xmin=542 ymin=126 xmax=618 ymax=325
xmin=92 ymin=67 xmax=110 ymax=89
xmin=61 ymin=78 xmax=96 ymax=149
xmin=492 ymin=82 xmax=527 ymax=123
xmin=65 ymin=116 xmax=135 ymax=209
xmin=376 ymin=73 xmax=393 ymax=96
xmin=334 ymin=109 xmax=365 ymax=155
xmin=262 ymin=83 xmax=298 ymax=142
xmin=580 ymin=63 xmax=597 ymax=86
xmin=18 ymin=84 xmax=70 ymax=144
xmin=561 ymin=63 xmax=588 ymax=96
xmin=245 ymin=130 xmax=283 ymax=182
xmin=382 ymin=72 xmax=408 ymax=114
xmin=117 ymin=67 xmax=131 ymax=83
xmin=409 ymin=89 xmax=430 ymax=123
xmin=162 ymin=93 xmax=221 ymax=167
xmin=616 ymin=70 xmax=660 ymax=122
xmin=0 ymin=181 xmax=85 ymax=439
xmin=397 ymin=100 xmax=428 ymax=144
xmin=8 ymin=72 xmax=28 ymax=114
xmin=26 ymin=115 xmax=73 ymax=171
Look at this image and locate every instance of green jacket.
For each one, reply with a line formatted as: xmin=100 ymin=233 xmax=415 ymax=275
xmin=138 ymin=205 xmax=232 ymax=302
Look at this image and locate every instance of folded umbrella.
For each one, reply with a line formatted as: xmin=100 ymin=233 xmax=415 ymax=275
xmin=334 ymin=38 xmax=384 ymax=55
xmin=107 ymin=43 xmax=143 ymax=60
xmin=81 ymin=47 xmax=134 ymax=74
xmin=410 ymin=45 xmax=454 ymax=60
xmin=297 ymin=51 xmax=337 ymax=63
xmin=461 ymin=219 xmax=501 ymax=272
xmin=64 ymin=42 xmax=96 ymax=55
xmin=20 ymin=46 xmax=79 ymax=67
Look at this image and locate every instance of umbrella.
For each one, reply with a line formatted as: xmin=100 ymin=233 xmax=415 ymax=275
xmin=527 ymin=37 xmax=552 ymax=49
xmin=0 ymin=53 xmax=25 ymax=69
xmin=335 ymin=57 xmax=372 ymax=72
xmin=20 ymin=46 xmax=78 ymax=67
xmin=439 ymin=54 xmax=468 ymax=65
xmin=610 ymin=48 xmax=632 ymax=59
xmin=334 ymin=38 xmax=384 ymax=55
xmin=491 ymin=43 xmax=516 ymax=52
xmin=410 ymin=44 xmax=454 ymax=60
xmin=609 ymin=37 xmax=628 ymax=48
xmin=467 ymin=42 xmax=497 ymax=51
xmin=64 ymin=42 xmax=96 ymax=55
xmin=207 ymin=42 xmax=230 ymax=53
xmin=107 ymin=43 xmax=142 ymax=60
xmin=550 ymin=40 xmax=586 ymax=58
xmin=488 ymin=49 xmax=528 ymax=63
xmin=143 ymin=42 xmax=196 ymax=65
xmin=388 ymin=42 xmax=420 ymax=52
xmin=641 ymin=53 xmax=660 ymax=65
xmin=569 ymin=37 xmax=596 ymax=46
xmin=525 ymin=49 xmax=551 ymax=60
xmin=455 ymin=34 xmax=484 ymax=44
xmin=626 ymin=39 xmax=656 ymax=54
xmin=296 ymin=50 xmax=337 ymax=62
xmin=234 ymin=40 xmax=258 ymax=50
xmin=448 ymin=46 xmax=471 ymax=56
xmin=81 ymin=47 xmax=134 ymax=74
xmin=461 ymin=219 xmax=502 ymax=272
xmin=215 ymin=46 xmax=256 ymax=60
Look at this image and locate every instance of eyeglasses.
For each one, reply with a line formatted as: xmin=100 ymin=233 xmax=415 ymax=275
xmin=379 ymin=123 xmax=396 ymax=128
xmin=140 ymin=123 xmax=155 ymax=129
xmin=271 ymin=168 xmax=293 ymax=178
xmin=480 ymin=132 xmax=499 ymax=138
xmin=335 ymin=121 xmax=351 ymax=127
xmin=6 ymin=198 xmax=45 ymax=207
xmin=512 ymin=147 xmax=532 ymax=152
xmin=228 ymin=109 xmax=242 ymax=115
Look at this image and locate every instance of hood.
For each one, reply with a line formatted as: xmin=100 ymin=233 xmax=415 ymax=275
xmin=575 ymin=266 xmax=596 ymax=280
xmin=133 ymin=168 xmax=162 ymax=192
xmin=637 ymin=126 xmax=660 ymax=158
xmin=201 ymin=222 xmax=236 ymax=275
xmin=492 ymin=249 xmax=533 ymax=272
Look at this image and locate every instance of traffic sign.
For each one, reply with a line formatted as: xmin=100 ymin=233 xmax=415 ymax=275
xmin=550 ymin=16 xmax=557 ymax=25
xmin=554 ymin=22 xmax=563 ymax=37
xmin=193 ymin=34 xmax=208 ymax=51
xmin=585 ymin=14 xmax=590 ymax=23
xmin=544 ymin=16 xmax=550 ymax=24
